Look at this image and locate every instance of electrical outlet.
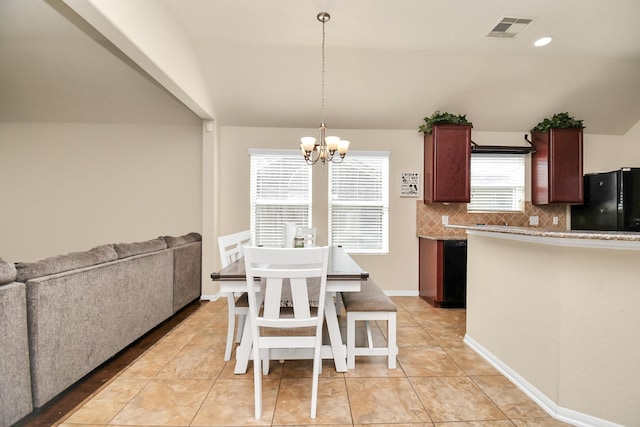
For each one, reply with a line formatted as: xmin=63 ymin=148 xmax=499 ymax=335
xmin=529 ymin=215 xmax=539 ymax=226
xmin=553 ymin=216 xmax=559 ymax=225
xmin=442 ymin=215 xmax=449 ymax=225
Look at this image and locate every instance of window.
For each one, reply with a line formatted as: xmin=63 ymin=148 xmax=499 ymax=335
xmin=468 ymin=153 xmax=525 ymax=212
xmin=329 ymin=152 xmax=389 ymax=254
xmin=250 ymin=150 xmax=312 ymax=247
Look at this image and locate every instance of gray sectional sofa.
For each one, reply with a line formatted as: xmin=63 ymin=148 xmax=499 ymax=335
xmin=0 ymin=233 xmax=201 ymax=427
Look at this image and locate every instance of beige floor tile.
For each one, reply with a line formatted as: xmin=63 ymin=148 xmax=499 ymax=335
xmin=344 ymin=355 xmax=405 ymax=378
xmin=396 ymin=325 xmax=440 ymax=348
xmin=282 ymin=359 xmax=345 ymax=378
xmin=410 ymin=376 xmax=507 ymax=423
xmin=61 ymin=378 xmax=148 ymax=424
xmin=273 ymin=377 xmax=352 ymax=425
xmin=445 ymin=346 xmax=500 ymax=376
xmin=415 ymin=312 xmax=465 ymax=329
xmin=154 ymin=348 xmax=227 ymax=379
xmin=191 ymin=377 xmax=278 ymax=426
xmin=510 ymin=418 xmax=575 ymax=426
xmin=218 ymin=357 xmax=285 ymax=380
xmin=117 ymin=346 xmax=180 ymax=379
xmin=433 ymin=421 xmax=517 ymax=426
xmin=110 ymin=379 xmax=213 ymax=425
xmin=398 ymin=347 xmax=466 ymax=377
xmin=397 ymin=309 xmax=421 ymax=327
xmin=347 ymin=377 xmax=432 ymax=424
xmin=428 ymin=326 xmax=467 ymax=348
xmin=471 ymin=375 xmax=550 ymax=419
xmin=355 ymin=424 xmax=434 ymax=427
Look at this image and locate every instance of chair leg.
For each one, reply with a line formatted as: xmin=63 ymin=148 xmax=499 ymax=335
xmin=253 ymin=344 xmax=262 ymax=419
xmin=262 ymin=349 xmax=270 ymax=375
xmin=310 ymin=344 xmax=322 ymax=418
xmin=224 ymin=293 xmax=236 ymax=361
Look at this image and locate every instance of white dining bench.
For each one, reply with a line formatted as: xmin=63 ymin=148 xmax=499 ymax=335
xmin=341 ymin=279 xmax=398 ymax=369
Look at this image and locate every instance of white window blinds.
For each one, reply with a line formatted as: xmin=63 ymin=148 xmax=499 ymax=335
xmin=328 ymin=152 xmax=389 ymax=254
xmin=468 ymin=153 xmax=525 ymax=212
xmin=250 ymin=150 xmax=312 ymax=247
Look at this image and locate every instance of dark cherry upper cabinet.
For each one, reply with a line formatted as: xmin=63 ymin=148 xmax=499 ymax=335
xmin=423 ymin=124 xmax=471 ymax=203
xmin=531 ymin=128 xmax=584 ymax=205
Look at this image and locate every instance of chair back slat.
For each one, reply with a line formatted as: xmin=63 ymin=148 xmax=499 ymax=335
xmin=262 ymin=277 xmax=284 ymax=319
xmin=290 ymin=277 xmax=311 ymax=319
xmin=218 ymin=230 xmax=252 ymax=267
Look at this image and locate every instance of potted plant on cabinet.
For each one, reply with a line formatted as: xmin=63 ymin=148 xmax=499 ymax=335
xmin=419 ymin=110 xmax=473 ymax=203
xmin=418 ymin=110 xmax=473 ymax=134
xmin=530 ymin=112 xmax=585 ymax=205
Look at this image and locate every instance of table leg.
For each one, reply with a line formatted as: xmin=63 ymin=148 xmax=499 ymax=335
xmin=325 ymin=291 xmax=347 ymax=372
xmin=234 ymin=313 xmax=252 ymax=374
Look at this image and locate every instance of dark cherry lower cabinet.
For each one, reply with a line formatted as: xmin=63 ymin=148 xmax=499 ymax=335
xmin=423 ymin=124 xmax=471 ymax=203
xmin=419 ymin=238 xmax=467 ymax=308
xmin=530 ymin=128 xmax=584 ymax=205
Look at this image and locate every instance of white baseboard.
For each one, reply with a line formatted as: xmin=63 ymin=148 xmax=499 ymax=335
xmin=464 ymin=335 xmax=624 ymax=427
xmin=385 ymin=290 xmax=419 ymax=296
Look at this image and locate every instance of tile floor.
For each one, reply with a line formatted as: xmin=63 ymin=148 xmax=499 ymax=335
xmin=52 ymin=296 xmax=572 ymax=426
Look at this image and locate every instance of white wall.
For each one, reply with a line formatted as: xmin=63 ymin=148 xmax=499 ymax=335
xmin=0 ymin=122 xmax=202 ymax=262
xmin=217 ymin=126 xmax=423 ymax=294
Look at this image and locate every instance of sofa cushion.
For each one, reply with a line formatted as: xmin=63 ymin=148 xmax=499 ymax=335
xmin=0 ymin=257 xmax=17 ymax=285
xmin=15 ymin=244 xmax=117 ymax=282
xmin=113 ymin=238 xmax=167 ymax=259
xmin=161 ymin=232 xmax=202 ymax=248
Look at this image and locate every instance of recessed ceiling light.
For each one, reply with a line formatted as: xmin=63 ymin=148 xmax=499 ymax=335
xmin=534 ymin=37 xmax=552 ymax=47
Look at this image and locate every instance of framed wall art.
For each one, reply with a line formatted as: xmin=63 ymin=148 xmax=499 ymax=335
xmin=400 ymin=172 xmax=420 ymax=197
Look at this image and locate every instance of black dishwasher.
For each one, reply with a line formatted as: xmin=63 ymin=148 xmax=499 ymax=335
xmin=442 ymin=240 xmax=467 ymax=308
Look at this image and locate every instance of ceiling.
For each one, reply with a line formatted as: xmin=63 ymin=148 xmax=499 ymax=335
xmin=2 ymin=0 xmax=640 ymax=135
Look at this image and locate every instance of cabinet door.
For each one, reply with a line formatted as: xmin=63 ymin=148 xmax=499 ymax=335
xmin=549 ymin=128 xmax=583 ymax=203
xmin=531 ymin=128 xmax=583 ymax=204
xmin=423 ymin=125 xmax=471 ymax=203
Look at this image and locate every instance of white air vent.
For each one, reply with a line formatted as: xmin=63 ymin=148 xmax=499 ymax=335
xmin=487 ymin=16 xmax=533 ymax=38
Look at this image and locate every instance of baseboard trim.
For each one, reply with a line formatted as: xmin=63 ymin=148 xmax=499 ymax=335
xmin=464 ymin=335 xmax=624 ymax=427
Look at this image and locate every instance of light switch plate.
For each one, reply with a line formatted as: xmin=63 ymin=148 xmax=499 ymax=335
xmin=529 ymin=215 xmax=539 ymax=226
xmin=442 ymin=215 xmax=449 ymax=225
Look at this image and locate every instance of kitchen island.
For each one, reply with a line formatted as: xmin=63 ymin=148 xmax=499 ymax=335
xmin=450 ymin=225 xmax=640 ymax=427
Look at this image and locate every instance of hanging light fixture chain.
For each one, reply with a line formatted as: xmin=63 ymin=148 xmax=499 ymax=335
xmin=320 ymin=12 xmax=327 ymax=126
xmin=299 ymin=12 xmax=349 ymax=165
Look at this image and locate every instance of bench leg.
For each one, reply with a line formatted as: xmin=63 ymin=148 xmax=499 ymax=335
xmin=387 ymin=312 xmax=397 ymax=369
xmin=347 ymin=313 xmax=356 ymax=369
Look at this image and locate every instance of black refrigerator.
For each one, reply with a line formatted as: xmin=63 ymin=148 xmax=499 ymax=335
xmin=571 ymin=168 xmax=640 ymax=231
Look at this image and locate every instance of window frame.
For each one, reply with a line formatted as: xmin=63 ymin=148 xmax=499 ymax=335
xmin=249 ymin=149 xmax=312 ymax=247
xmin=328 ymin=151 xmax=390 ymax=254
xmin=467 ymin=153 xmax=525 ymax=213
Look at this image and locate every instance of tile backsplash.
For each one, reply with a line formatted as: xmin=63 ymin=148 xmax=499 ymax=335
xmin=416 ymin=200 xmax=567 ymax=238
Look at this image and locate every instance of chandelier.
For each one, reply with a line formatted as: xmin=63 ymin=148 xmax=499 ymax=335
xmin=300 ymin=12 xmax=350 ymax=165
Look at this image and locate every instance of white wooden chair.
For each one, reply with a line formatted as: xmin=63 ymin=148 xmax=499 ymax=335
xmin=244 ymin=246 xmax=329 ymax=419
xmin=218 ymin=230 xmax=252 ymax=361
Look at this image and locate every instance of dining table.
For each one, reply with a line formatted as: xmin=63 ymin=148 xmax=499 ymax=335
xmin=210 ymin=246 xmax=369 ymax=373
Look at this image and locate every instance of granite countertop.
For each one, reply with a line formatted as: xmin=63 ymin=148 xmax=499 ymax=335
xmin=416 ymin=234 xmax=467 ymax=241
xmin=446 ymin=224 xmax=640 ymax=242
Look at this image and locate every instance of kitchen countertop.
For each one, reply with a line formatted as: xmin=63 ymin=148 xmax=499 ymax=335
xmin=446 ymin=224 xmax=640 ymax=250
xmin=416 ymin=234 xmax=467 ymax=241
xmin=446 ymin=224 xmax=640 ymax=241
